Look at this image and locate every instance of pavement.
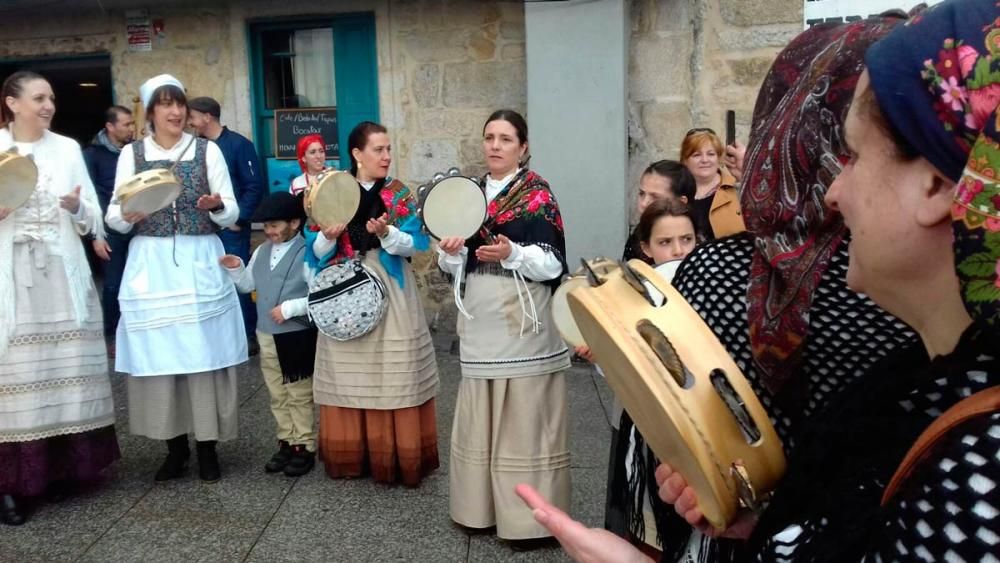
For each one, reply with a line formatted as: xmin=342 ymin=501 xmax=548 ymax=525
xmin=0 ymin=309 xmax=615 ymax=563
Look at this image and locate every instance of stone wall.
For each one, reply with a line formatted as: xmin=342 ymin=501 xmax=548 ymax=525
xmin=0 ymin=1 xmax=525 ymax=184
xmin=627 ymin=0 xmax=801 ymax=222
xmin=0 ymin=0 xmax=800 ymax=312
xmin=0 ymin=0 xmax=526 ymax=316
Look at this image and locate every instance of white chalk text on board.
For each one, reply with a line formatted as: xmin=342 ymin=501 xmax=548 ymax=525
xmin=274 ymin=108 xmax=339 ymax=160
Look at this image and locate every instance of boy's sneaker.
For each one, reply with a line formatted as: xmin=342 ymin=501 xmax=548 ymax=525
xmin=283 ymin=445 xmax=315 ymax=477
xmin=264 ymin=441 xmax=292 ymax=473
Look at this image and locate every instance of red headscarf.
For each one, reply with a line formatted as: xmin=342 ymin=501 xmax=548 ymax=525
xmin=741 ymin=18 xmax=902 ymax=394
xmin=296 ymin=134 xmax=325 ymax=174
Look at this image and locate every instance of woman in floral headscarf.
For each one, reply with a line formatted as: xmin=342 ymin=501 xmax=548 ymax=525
xmin=605 ymin=15 xmax=916 ymax=562
xmin=519 ymin=1 xmax=1000 ymax=561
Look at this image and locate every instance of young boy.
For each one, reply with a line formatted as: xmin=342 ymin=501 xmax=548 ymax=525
xmin=221 ymin=192 xmax=317 ymax=476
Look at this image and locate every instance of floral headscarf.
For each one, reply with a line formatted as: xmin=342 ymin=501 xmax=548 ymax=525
xmin=866 ymin=0 xmax=1000 ymax=324
xmin=741 ymin=18 xmax=902 ymax=393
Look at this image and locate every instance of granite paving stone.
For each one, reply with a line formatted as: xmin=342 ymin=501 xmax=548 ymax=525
xmin=0 ymin=314 xmax=612 ymax=562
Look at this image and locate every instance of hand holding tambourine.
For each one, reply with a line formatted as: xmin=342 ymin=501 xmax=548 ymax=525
xmin=122 ymin=211 xmax=149 ymax=225
xmin=0 ymin=207 xmax=11 ymax=222
xmin=438 ymin=236 xmax=465 ymax=256
xmin=655 ymin=462 xmax=757 ymax=539
xmin=322 ymin=223 xmax=346 ymax=240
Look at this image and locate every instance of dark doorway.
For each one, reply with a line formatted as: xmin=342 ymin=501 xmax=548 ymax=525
xmin=0 ymin=54 xmax=113 ymax=146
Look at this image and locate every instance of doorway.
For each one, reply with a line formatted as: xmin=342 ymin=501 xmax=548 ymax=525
xmin=248 ymin=13 xmax=379 ymax=192
xmin=0 ymin=54 xmax=113 ymax=147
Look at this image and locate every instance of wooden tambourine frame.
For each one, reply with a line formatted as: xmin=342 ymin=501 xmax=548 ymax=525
xmin=568 ymin=259 xmax=786 ymax=530
xmin=117 ymin=168 xmax=182 ymax=215
xmin=551 ymin=257 xmax=619 ymax=348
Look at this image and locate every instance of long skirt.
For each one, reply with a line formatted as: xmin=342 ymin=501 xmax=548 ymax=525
xmin=318 ymin=399 xmax=439 ymax=486
xmin=0 ymin=243 xmax=119 ymax=497
xmin=312 ymin=254 xmax=438 ymax=409
xmin=313 ymin=254 xmax=439 ymax=485
xmin=127 ymin=368 xmax=239 ymax=442
xmin=449 ymin=374 xmax=572 ymax=540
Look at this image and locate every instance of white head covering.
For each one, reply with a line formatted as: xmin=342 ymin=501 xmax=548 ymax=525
xmin=139 ymin=74 xmax=184 ymax=109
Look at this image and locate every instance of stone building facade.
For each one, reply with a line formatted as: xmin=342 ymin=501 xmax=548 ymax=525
xmin=0 ymin=0 xmax=802 ymax=309
xmin=627 ymin=0 xmax=802 ymax=221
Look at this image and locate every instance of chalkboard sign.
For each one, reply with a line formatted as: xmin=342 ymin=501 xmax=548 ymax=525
xmin=274 ymin=107 xmax=339 ymax=160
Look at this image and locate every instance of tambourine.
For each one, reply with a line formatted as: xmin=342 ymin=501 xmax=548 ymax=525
xmin=568 ymin=259 xmax=786 ymax=530
xmin=117 ymin=168 xmax=182 ymax=215
xmin=305 ymin=170 xmax=360 ymax=228
xmin=552 ymin=257 xmax=619 ymax=347
xmin=0 ymin=149 xmax=39 ymax=210
xmin=417 ymin=168 xmax=487 ymax=241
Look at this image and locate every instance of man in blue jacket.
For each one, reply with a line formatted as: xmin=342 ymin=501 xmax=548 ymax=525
xmin=83 ymin=105 xmax=135 ymax=356
xmin=188 ymin=96 xmax=265 ymax=355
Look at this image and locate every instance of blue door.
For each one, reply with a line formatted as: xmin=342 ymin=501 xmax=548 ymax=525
xmin=248 ymin=13 xmax=379 ymax=193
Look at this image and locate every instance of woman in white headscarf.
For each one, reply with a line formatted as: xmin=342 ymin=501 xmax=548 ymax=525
xmin=107 ymin=74 xmax=245 ymax=484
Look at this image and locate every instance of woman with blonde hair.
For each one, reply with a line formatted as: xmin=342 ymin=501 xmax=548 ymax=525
xmin=680 ymin=129 xmax=745 ymax=240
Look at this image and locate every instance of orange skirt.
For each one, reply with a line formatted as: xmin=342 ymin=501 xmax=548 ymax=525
xmin=318 ymin=398 xmax=439 ymax=487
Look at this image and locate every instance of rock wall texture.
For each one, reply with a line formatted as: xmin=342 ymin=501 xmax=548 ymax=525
xmin=0 ymin=0 xmax=802 ymax=311
xmin=627 ymin=0 xmax=802 ymax=222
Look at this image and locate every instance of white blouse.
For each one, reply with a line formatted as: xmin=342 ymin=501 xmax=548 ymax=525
xmin=106 ymin=132 xmax=239 ymax=233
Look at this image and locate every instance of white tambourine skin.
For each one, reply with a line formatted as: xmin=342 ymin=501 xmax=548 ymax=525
xmin=307 ymin=171 xmax=360 ymax=228
xmin=420 ymin=176 xmax=486 ymax=240
xmin=0 ymin=152 xmax=39 ymax=209
xmin=120 ymin=184 xmax=182 ymax=215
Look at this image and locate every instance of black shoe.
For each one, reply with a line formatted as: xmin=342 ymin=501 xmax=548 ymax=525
xmin=154 ymin=435 xmax=190 ymax=482
xmin=509 ymin=537 xmax=560 ymax=552
xmin=196 ymin=440 xmax=221 ymax=483
xmin=0 ymin=495 xmax=26 ymax=526
xmin=44 ymin=480 xmax=72 ymax=504
xmin=264 ymin=441 xmax=292 ymax=473
xmin=248 ymin=336 xmax=260 ymax=357
xmin=282 ymin=445 xmax=315 ymax=477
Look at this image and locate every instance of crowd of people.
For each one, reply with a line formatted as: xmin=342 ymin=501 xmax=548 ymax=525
xmin=1 ymin=0 xmax=998 ymax=561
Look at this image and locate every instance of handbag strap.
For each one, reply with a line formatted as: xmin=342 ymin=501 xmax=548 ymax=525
xmin=881 ymin=386 xmax=1000 ymax=506
xmin=167 ymin=135 xmax=198 ymax=174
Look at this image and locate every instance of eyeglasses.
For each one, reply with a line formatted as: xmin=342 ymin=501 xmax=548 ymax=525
xmin=685 ymin=127 xmax=717 ymax=137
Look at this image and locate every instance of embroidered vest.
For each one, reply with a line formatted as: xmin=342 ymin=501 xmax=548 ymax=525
xmin=253 ymin=236 xmax=309 ymax=335
xmin=133 ymin=138 xmax=217 ymax=237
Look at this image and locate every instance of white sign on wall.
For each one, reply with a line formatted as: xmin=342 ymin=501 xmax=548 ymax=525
xmin=804 ymin=0 xmax=945 ymax=27
xmin=126 ymin=9 xmax=152 ymax=52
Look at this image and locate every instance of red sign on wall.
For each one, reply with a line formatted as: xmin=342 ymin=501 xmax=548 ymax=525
xmin=126 ymin=9 xmax=152 ymax=52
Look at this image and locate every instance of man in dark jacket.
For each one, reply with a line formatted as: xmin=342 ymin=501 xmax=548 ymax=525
xmin=83 ymin=105 xmax=135 ymax=355
xmin=188 ymin=96 xmax=265 ymax=354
